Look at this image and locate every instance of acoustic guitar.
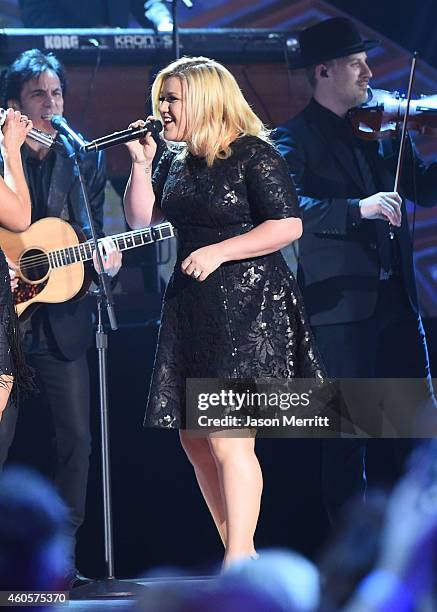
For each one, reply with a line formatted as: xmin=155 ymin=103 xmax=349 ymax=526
xmin=0 ymin=217 xmax=174 ymax=320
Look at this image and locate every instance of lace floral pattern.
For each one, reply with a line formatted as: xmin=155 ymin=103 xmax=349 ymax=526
xmin=0 ymin=250 xmax=33 ymax=399
xmin=146 ymin=136 xmax=325 ymax=428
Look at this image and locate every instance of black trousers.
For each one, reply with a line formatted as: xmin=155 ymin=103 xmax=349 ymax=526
xmin=312 ymin=276 xmax=435 ymax=521
xmin=0 ymin=348 xmax=91 ymax=563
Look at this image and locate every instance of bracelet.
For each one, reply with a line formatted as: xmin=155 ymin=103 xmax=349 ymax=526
xmin=132 ymin=160 xmax=152 ymax=170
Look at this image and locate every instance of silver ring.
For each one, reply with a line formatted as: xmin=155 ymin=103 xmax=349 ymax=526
xmin=192 ymin=269 xmax=201 ymax=279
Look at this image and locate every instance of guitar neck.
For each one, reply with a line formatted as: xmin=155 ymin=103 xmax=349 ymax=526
xmin=48 ymin=223 xmax=174 ymax=269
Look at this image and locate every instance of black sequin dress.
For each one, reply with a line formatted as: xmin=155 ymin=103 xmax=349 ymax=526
xmin=145 ymin=136 xmax=324 ymax=428
xmin=0 ymin=249 xmax=32 ymax=398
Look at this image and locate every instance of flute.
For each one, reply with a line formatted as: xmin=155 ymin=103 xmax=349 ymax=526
xmin=0 ymin=108 xmax=54 ymax=149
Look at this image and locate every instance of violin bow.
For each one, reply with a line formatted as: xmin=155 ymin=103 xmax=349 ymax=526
xmin=391 ymin=51 xmax=418 ymax=238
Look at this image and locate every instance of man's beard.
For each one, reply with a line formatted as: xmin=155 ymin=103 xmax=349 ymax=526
xmin=346 ymin=86 xmax=368 ymax=110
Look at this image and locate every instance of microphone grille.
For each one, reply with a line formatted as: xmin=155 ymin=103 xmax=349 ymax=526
xmin=149 ymin=118 xmax=163 ymax=133
xmin=50 ymin=114 xmax=63 ymax=129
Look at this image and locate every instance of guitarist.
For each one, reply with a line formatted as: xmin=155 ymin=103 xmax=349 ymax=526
xmin=0 ymin=49 xmax=122 ymax=585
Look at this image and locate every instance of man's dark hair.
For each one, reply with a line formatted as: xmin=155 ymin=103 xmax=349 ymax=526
xmin=1 ymin=48 xmax=67 ymax=106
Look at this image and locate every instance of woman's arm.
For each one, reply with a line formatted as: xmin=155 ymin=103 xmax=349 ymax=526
xmin=183 ymin=139 xmax=303 ymax=281
xmin=0 ymin=109 xmax=33 ymax=232
xmin=123 ymin=119 xmax=163 ymax=228
xmin=182 ymin=217 xmax=302 ymax=281
xmin=220 ymin=217 xmax=302 ymax=260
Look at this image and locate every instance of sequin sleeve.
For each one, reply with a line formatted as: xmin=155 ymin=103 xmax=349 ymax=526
xmin=0 ymin=251 xmax=34 ymax=399
xmin=245 ymin=138 xmax=301 ymax=224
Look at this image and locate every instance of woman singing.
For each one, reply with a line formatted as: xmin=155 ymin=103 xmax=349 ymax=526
xmin=0 ymin=108 xmax=33 ymax=420
xmin=123 ymin=57 xmax=324 ymax=567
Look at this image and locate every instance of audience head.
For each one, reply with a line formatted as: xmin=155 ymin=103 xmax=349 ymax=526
xmin=0 ymin=466 xmax=69 ymax=591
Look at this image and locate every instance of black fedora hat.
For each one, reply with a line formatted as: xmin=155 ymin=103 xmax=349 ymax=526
xmin=289 ymin=17 xmax=379 ymax=69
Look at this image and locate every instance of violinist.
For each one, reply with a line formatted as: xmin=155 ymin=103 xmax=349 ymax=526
xmin=274 ymin=17 xmax=437 ymax=522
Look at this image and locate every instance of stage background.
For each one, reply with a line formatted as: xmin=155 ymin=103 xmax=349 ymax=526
xmin=2 ymin=0 xmax=436 ymax=578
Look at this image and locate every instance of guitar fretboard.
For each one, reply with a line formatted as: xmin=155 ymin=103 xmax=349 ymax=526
xmin=48 ymin=223 xmax=174 ymax=269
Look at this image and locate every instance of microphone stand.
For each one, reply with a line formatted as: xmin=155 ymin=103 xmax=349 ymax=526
xmin=75 ymin=0 xmax=191 ymax=592
xmin=170 ymin=0 xmax=193 ymax=59
xmin=171 ymin=0 xmax=181 ymax=59
xmin=64 ymin=139 xmax=146 ymax=599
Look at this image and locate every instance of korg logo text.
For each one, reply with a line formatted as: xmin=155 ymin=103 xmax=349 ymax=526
xmin=44 ymin=35 xmax=79 ymax=50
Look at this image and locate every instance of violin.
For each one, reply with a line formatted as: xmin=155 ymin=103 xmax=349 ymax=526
xmin=349 ymin=87 xmax=437 ymax=140
xmin=351 ymin=53 xmax=424 ymax=239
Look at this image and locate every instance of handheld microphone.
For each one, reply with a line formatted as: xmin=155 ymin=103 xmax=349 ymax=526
xmin=50 ymin=115 xmax=87 ymax=150
xmin=84 ymin=119 xmax=163 ymax=153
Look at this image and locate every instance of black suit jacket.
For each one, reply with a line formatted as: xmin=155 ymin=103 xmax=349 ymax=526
xmin=1 ymin=136 xmax=106 ymax=360
xmin=19 ymin=0 xmax=156 ymax=28
xmin=274 ymin=99 xmax=437 ymax=326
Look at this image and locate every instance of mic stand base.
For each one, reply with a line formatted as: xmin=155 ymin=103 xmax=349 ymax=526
xmin=70 ymin=577 xmax=148 ymax=600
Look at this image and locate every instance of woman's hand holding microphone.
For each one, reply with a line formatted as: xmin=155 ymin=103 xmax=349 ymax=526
xmin=125 ymin=116 xmax=158 ymax=168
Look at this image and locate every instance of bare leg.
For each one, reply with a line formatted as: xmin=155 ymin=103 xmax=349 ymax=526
xmin=179 ymin=430 xmax=227 ymax=545
xmin=208 ymin=432 xmax=262 ymax=568
xmin=0 ymin=376 xmax=13 ymax=423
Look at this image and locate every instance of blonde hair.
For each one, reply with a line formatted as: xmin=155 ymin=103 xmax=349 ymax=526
xmin=151 ymin=56 xmax=270 ymax=166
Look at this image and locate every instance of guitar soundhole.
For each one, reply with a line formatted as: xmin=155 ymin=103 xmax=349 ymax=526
xmin=19 ymin=249 xmax=50 ymax=282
